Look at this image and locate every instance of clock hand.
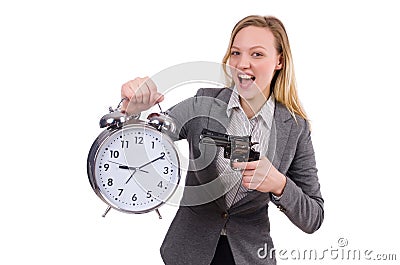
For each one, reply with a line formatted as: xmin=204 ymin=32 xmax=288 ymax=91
xmin=137 ymin=153 xmax=166 ymax=170
xmin=125 ymin=168 xmax=137 ymax=184
xmin=119 ymin=165 xmax=132 ymax=170
xmin=119 ymin=166 xmax=149 ymax=174
xmin=124 ymin=154 xmax=165 ymax=185
xmin=108 ymin=160 xmax=132 ymax=168
xmin=129 ymin=168 xmax=149 ymax=173
xmin=107 ymin=161 xmax=149 ymax=173
xmin=115 ymin=154 xmax=165 ymax=185
xmin=124 ymin=165 xmax=152 ymax=184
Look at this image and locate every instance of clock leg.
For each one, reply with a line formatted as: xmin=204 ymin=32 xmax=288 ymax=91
xmin=102 ymin=206 xmax=112 ymax=217
xmin=155 ymin=209 xmax=162 ymax=219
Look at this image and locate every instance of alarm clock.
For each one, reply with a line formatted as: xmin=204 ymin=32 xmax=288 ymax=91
xmin=87 ymin=100 xmax=181 ymax=218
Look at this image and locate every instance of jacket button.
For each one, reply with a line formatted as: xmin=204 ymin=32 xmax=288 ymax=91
xmin=221 ymin=212 xmax=229 ymax=219
xmin=277 ymin=205 xmax=286 ymax=212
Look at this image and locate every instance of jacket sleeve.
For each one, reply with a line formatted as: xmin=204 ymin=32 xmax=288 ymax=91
xmin=163 ymin=94 xmax=199 ymax=141
xmin=164 ymin=87 xmax=227 ymax=141
xmin=271 ymin=118 xmax=324 ymax=234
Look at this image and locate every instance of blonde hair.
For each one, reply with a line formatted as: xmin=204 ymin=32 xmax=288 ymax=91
xmin=222 ymin=15 xmax=308 ymax=123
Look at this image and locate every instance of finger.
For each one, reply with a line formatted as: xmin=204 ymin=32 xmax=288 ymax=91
xmin=145 ymin=77 xmax=157 ymax=92
xmin=137 ymin=80 xmax=150 ymax=105
xmin=242 ymin=177 xmax=256 ymax=189
xmin=143 ymin=77 xmax=159 ymax=105
xmin=145 ymin=78 xmax=165 ymax=105
xmin=135 ymin=93 xmax=143 ymax=105
xmin=242 ymin=175 xmax=252 ymax=183
xmin=121 ymin=82 xmax=135 ymax=112
xmin=154 ymin=92 xmax=164 ymax=104
xmin=121 ymin=98 xmax=128 ymax=113
xmin=242 ymin=169 xmax=256 ymax=177
xmin=232 ymin=162 xmax=246 ymax=170
xmin=126 ymin=80 xmax=141 ymax=103
xmin=137 ymin=77 xmax=154 ymax=105
xmin=121 ymin=82 xmax=134 ymax=101
xmin=232 ymin=161 xmax=258 ymax=170
xmin=242 ymin=180 xmax=250 ymax=189
xmin=142 ymin=83 xmax=151 ymax=105
xmin=242 ymin=176 xmax=249 ymax=188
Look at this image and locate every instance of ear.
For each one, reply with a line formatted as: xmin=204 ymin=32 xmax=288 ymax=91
xmin=275 ymin=54 xmax=283 ymax=70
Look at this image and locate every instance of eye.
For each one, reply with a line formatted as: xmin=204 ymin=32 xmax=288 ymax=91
xmin=230 ymin=51 xmax=240 ymax=56
xmin=252 ymin=52 xmax=263 ymax=57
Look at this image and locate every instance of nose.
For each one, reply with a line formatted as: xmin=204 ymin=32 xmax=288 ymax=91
xmin=237 ymin=54 xmax=250 ymax=70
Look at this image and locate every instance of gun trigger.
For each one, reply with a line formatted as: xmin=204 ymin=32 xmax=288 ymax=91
xmin=251 ymin=142 xmax=259 ymax=147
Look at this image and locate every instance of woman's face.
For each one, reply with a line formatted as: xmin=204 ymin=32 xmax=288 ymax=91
xmin=228 ymin=26 xmax=282 ymax=103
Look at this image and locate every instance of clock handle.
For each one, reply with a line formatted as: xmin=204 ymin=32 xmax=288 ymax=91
xmin=102 ymin=206 xmax=112 ymax=218
xmin=157 ymin=103 xmax=163 ymax=113
xmin=156 ymin=209 xmax=162 ymax=219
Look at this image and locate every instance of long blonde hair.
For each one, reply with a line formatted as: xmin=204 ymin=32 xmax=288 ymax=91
xmin=222 ymin=15 xmax=308 ymax=122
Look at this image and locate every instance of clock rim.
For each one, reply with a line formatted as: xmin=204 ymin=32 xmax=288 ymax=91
xmin=87 ymin=122 xmax=181 ymax=214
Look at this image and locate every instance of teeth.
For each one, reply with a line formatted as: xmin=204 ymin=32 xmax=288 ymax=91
xmin=238 ymin=74 xmax=256 ymax=84
xmin=238 ymin=74 xmax=253 ymax=80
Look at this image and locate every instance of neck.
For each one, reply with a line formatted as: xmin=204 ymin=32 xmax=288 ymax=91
xmin=240 ymin=87 xmax=271 ymax=119
xmin=240 ymin=98 xmax=257 ymax=119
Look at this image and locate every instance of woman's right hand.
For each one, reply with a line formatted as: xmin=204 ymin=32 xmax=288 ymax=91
xmin=120 ymin=77 xmax=164 ymax=115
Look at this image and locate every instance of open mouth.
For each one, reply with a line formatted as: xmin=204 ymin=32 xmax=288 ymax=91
xmin=238 ymin=74 xmax=256 ymax=83
xmin=238 ymin=74 xmax=256 ymax=85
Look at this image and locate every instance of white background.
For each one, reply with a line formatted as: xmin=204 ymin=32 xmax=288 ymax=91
xmin=1 ymin=0 xmax=399 ymax=264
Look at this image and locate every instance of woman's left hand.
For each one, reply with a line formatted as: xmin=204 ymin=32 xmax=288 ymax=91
xmin=233 ymin=156 xmax=287 ymax=196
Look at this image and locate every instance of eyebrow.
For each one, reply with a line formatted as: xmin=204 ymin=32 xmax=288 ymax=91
xmin=231 ymin=45 xmax=267 ymax=50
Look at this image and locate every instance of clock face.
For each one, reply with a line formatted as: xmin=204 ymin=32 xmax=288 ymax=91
xmin=92 ymin=124 xmax=180 ymax=213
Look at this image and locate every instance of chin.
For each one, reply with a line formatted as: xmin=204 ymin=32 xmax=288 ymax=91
xmin=236 ymin=87 xmax=258 ymax=101
xmin=236 ymin=83 xmax=261 ymax=98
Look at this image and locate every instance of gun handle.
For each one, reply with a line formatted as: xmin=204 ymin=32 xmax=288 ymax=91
xmin=248 ymin=150 xmax=260 ymax=161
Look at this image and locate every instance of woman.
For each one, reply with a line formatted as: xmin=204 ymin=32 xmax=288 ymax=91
xmin=121 ymin=15 xmax=324 ymax=265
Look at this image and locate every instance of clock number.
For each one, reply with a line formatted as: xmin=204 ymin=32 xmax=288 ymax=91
xmin=146 ymin=190 xmax=152 ymax=198
xmin=131 ymin=194 xmax=137 ymax=201
xmin=118 ymin=189 xmax=124 ymax=196
xmin=121 ymin=140 xmax=129 ymax=148
xmin=103 ymin=164 xmax=109 ymax=171
xmin=110 ymin=150 xmax=119 ymax=158
xmin=151 ymin=141 xmax=155 ymax=149
xmin=107 ymin=178 xmax=113 ymax=186
xmin=160 ymin=152 xmax=165 ymax=159
xmin=135 ymin=137 xmax=143 ymax=144
xmin=157 ymin=181 xmax=163 ymax=188
xmin=163 ymin=167 xmax=169 ymax=174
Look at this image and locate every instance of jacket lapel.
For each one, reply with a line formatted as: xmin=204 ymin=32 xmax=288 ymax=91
xmin=204 ymin=88 xmax=232 ymax=210
xmin=268 ymin=102 xmax=293 ymax=171
xmin=206 ymin=88 xmax=232 ymax=134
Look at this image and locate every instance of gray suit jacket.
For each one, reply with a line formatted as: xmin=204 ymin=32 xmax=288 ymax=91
xmin=160 ymin=87 xmax=324 ymax=265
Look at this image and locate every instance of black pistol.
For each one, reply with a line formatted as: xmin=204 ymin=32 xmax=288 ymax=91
xmin=200 ymin=129 xmax=260 ymax=168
